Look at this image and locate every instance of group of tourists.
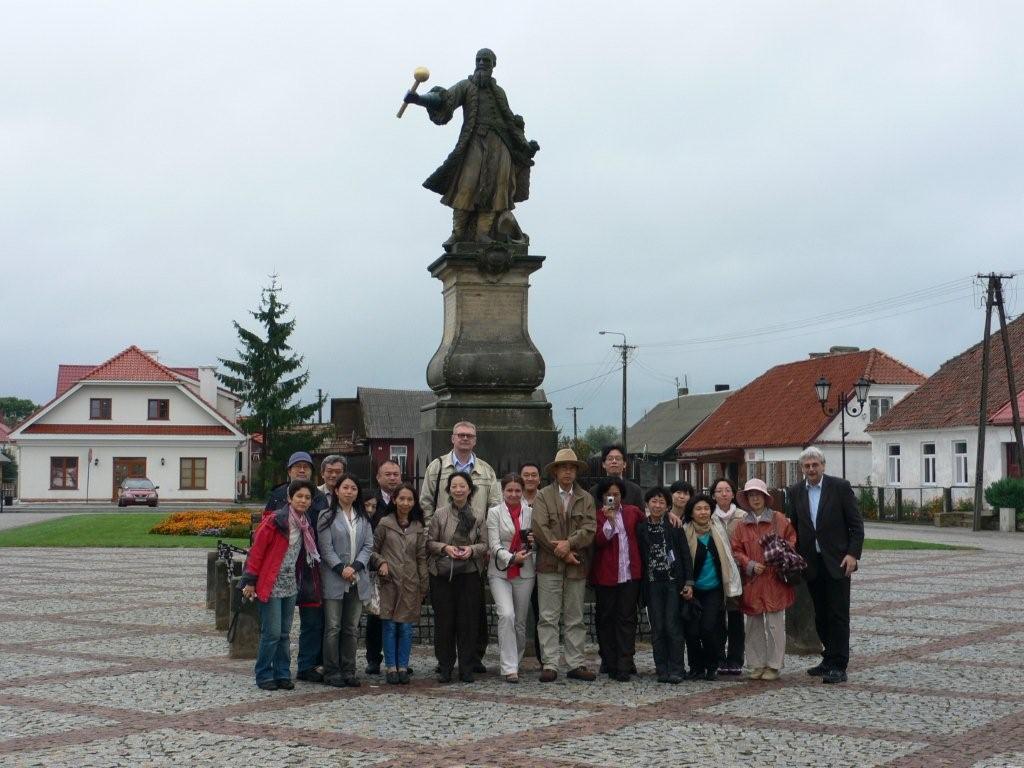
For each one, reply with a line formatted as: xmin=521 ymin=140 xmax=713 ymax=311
xmin=240 ymin=424 xmax=864 ymax=691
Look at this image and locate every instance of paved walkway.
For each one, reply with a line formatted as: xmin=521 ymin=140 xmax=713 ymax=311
xmin=0 ymin=539 xmax=1022 ymax=767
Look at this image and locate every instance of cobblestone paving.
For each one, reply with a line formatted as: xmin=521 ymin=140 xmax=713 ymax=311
xmin=0 ymin=537 xmax=1022 ymax=767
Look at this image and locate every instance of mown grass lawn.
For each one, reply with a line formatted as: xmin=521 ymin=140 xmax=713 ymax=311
xmin=862 ymin=538 xmax=975 ymax=551
xmin=0 ymin=513 xmax=249 ymax=549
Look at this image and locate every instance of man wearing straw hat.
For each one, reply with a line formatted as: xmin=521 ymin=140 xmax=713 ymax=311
xmin=531 ymin=448 xmax=597 ymax=682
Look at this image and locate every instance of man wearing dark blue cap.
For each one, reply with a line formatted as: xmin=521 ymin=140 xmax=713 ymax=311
xmin=263 ymin=450 xmax=331 ymax=682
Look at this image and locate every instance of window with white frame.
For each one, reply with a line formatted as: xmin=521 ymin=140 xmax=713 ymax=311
xmin=869 ymin=397 xmax=893 ymax=423
xmin=389 ymin=445 xmax=408 ymax=474
xmin=887 ymin=444 xmax=902 ymax=485
xmin=953 ymin=441 xmax=969 ymax=485
xmin=922 ymin=443 xmax=936 ymax=484
xmin=663 ymin=462 xmax=679 ymax=485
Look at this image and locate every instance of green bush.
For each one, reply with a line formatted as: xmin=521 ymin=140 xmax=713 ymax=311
xmin=221 ymin=523 xmax=251 ymax=539
xmin=858 ymin=488 xmax=877 ymax=514
xmin=954 ymin=497 xmax=975 ymax=512
xmin=984 ymin=477 xmax=1024 ymax=510
xmin=923 ymin=496 xmax=944 ymax=513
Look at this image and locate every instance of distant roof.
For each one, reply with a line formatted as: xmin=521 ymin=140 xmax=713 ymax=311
xmin=55 ymin=349 xmax=230 ymax=400
xmin=681 ymin=348 xmax=926 ymax=451
xmin=81 ymin=345 xmax=180 ymax=385
xmin=869 ymin=313 xmax=1024 ymax=432
xmin=358 ymin=387 xmax=435 ymax=439
xmin=627 ymin=391 xmax=732 ymax=455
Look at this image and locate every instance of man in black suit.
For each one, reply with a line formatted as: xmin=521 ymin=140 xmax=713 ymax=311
xmin=786 ymin=446 xmax=864 ymax=684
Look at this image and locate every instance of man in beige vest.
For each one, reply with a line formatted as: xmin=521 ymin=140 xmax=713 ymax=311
xmin=531 ymin=448 xmax=597 ymax=682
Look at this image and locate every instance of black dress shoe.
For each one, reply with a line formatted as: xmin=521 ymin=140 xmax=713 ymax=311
xmin=806 ymin=663 xmax=828 ymax=677
xmin=459 ymin=671 xmax=475 ymax=683
xmin=344 ymin=677 xmax=362 ymax=688
xmin=685 ymin=669 xmax=704 ymax=681
xmin=613 ymin=671 xmax=631 ymax=682
xmin=667 ymin=675 xmax=683 ymax=684
xmin=438 ymin=670 xmax=453 ymax=684
xmin=296 ymin=669 xmax=323 ymax=683
xmin=323 ymin=675 xmax=345 ymax=688
xmin=822 ymin=669 xmax=848 ymax=684
xmin=704 ymin=669 xmax=718 ymax=681
xmin=365 ymin=664 xmax=381 ymax=675
xmin=473 ymin=663 xmax=487 ymax=674
xmin=275 ymin=678 xmax=295 ymax=690
xmin=257 ymin=679 xmax=279 ymax=690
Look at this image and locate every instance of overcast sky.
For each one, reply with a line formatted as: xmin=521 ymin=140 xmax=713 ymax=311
xmin=3 ymin=2 xmax=1023 ymax=435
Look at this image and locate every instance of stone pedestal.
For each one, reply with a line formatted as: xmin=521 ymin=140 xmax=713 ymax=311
xmin=417 ymin=243 xmax=557 ymax=469
xmin=999 ymin=507 xmax=1016 ymax=532
xmin=785 ymin=582 xmax=823 ymax=655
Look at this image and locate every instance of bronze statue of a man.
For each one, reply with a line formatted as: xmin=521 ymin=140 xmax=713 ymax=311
xmin=404 ymin=48 xmax=540 ymax=248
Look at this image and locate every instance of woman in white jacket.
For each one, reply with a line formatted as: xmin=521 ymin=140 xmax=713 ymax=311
xmin=487 ymin=473 xmax=536 ymax=683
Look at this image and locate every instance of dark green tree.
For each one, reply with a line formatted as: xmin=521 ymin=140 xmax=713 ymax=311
xmin=217 ymin=278 xmax=324 ymax=496
xmin=583 ymin=424 xmax=621 ymax=451
xmin=0 ymin=397 xmax=37 ymax=424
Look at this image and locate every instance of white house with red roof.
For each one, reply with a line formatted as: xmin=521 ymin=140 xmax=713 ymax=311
xmin=866 ymin=315 xmax=1024 ymax=504
xmin=677 ymin=347 xmax=926 ymax=488
xmin=10 ymin=346 xmax=248 ymax=503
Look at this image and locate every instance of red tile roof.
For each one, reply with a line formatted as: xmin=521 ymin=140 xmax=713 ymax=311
xmin=680 ymin=349 xmax=926 ymax=452
xmin=990 ymin=393 xmax=1024 ymax=426
xmin=56 ymin=365 xmax=97 ymax=397
xmin=22 ymin=424 xmax=234 ymax=436
xmin=869 ymin=314 xmax=1024 ymax=432
xmin=81 ymin=346 xmax=179 ymax=384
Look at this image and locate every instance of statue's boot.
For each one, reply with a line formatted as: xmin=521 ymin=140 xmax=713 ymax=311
xmin=443 ymin=210 xmax=472 ymax=248
xmin=475 ymin=212 xmax=496 ymax=243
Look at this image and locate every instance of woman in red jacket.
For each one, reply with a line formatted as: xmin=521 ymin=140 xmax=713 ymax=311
xmin=590 ymin=477 xmax=643 ymax=682
xmin=240 ymin=479 xmax=322 ymax=690
xmin=730 ymin=478 xmax=796 ymax=681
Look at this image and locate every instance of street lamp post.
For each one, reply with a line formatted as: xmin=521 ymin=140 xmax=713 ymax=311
xmin=599 ymin=330 xmax=635 ymax=449
xmin=814 ymin=376 xmax=872 ymax=479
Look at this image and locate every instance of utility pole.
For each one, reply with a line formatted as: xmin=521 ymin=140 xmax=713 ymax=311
xmin=317 ymin=389 xmax=324 ymax=424
xmin=567 ymin=406 xmax=582 ymax=451
xmin=973 ymin=273 xmax=1021 ymax=531
xmin=598 ymin=330 xmax=637 ymax=449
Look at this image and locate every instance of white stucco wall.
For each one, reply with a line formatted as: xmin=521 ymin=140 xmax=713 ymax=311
xmin=40 ymin=384 xmax=214 ymax=426
xmin=17 ymin=441 xmax=242 ymax=502
xmin=868 ymin=426 xmax=1006 ymax=509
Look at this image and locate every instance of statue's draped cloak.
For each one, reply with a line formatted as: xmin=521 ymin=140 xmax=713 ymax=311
xmin=423 ymin=77 xmax=535 ymax=211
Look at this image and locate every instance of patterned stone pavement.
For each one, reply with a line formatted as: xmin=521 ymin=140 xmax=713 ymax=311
xmin=1 ymin=534 xmax=1023 ymax=767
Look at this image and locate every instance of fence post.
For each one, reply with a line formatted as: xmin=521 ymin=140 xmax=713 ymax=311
xmin=894 ymin=488 xmax=903 ymax=522
xmin=877 ymin=488 xmax=884 ymax=519
xmin=942 ymin=487 xmax=952 ymax=513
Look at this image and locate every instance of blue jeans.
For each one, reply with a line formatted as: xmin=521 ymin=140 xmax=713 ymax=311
xmin=297 ymin=605 xmax=323 ymax=673
xmin=255 ymin=594 xmax=297 ymax=684
xmin=381 ymin=619 xmax=413 ymax=670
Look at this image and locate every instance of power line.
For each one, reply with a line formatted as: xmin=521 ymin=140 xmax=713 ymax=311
xmin=637 ymin=277 xmax=973 ymax=349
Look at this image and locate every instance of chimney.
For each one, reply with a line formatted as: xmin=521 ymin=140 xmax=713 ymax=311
xmin=143 ymin=349 xmax=160 ymax=361
xmin=677 ymin=387 xmax=689 ymax=397
xmin=714 ymin=384 xmax=730 ymax=392
xmin=809 ymin=345 xmax=860 ymax=359
xmin=197 ymin=366 xmax=217 ymax=405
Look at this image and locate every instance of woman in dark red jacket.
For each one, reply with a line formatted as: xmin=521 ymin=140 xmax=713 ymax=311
xmin=590 ymin=477 xmax=643 ymax=682
xmin=240 ymin=479 xmax=322 ymax=690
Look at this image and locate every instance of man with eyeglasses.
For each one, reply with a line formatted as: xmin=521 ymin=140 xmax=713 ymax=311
xmin=420 ymin=421 xmax=500 ymax=674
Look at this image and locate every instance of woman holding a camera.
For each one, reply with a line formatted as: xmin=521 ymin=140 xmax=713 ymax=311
xmin=487 ymin=473 xmax=536 ymax=683
xmin=590 ymin=476 xmax=643 ymax=682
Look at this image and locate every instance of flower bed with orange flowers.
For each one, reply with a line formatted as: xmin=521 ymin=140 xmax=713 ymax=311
xmin=150 ymin=510 xmax=256 ymax=538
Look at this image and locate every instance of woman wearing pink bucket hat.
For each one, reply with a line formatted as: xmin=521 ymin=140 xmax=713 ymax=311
xmin=731 ymin=478 xmax=797 ymax=681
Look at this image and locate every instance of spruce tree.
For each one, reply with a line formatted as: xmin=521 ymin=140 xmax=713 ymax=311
xmin=218 ymin=278 xmax=323 ymax=493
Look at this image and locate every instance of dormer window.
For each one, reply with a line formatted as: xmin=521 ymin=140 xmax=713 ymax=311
xmin=148 ymin=399 xmax=170 ymax=420
xmin=89 ymin=398 xmax=111 ymax=420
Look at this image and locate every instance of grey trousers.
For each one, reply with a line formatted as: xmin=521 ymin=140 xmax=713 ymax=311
xmin=537 ymin=572 xmax=587 ymax=671
xmin=744 ymin=610 xmax=786 ymax=671
xmin=322 ymin=589 xmax=363 ymax=679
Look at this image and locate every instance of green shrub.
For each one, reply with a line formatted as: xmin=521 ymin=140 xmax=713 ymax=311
xmin=984 ymin=477 xmax=1024 ymax=510
xmin=858 ymin=488 xmax=877 ymax=513
xmin=221 ymin=523 xmax=251 ymax=539
xmin=954 ymin=497 xmax=974 ymax=512
xmin=922 ymin=496 xmax=944 ymax=513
